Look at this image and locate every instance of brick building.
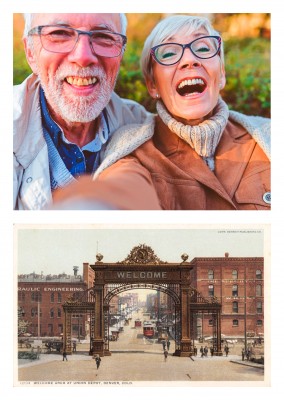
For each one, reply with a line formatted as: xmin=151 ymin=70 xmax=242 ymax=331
xmin=18 ymin=265 xmax=94 ymax=337
xmin=190 ymin=254 xmax=264 ymax=338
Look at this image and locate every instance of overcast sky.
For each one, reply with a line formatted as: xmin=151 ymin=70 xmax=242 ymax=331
xmin=16 ymin=225 xmax=267 ymax=275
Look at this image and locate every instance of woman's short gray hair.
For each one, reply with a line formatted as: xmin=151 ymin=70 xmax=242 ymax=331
xmin=141 ymin=14 xmax=224 ymax=83
xmin=23 ymin=13 xmax=128 ymax=37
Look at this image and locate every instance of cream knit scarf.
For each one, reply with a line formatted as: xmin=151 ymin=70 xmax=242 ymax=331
xmin=156 ymin=97 xmax=229 ymax=171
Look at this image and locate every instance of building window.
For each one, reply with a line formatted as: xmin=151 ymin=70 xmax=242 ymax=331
xmin=232 ymin=270 xmax=238 ymax=279
xmin=208 ymin=270 xmax=214 ymax=280
xmin=58 ymin=324 xmax=63 ymax=334
xmin=58 ymin=293 xmax=62 ymax=303
xmin=57 ymin=308 xmax=61 ymax=318
xmin=256 ymin=284 xmax=262 ymax=297
xmin=232 ymin=285 xmax=238 ymax=297
xmin=233 ymin=319 xmax=239 ymax=326
xmin=48 ymin=324 xmax=53 ymax=335
xmin=31 ymin=292 xmax=42 ymax=302
xmin=232 ymin=301 xmax=238 ymax=313
xmin=31 ymin=308 xmax=37 ymax=317
xmin=257 ymin=301 xmax=263 ymax=314
xmin=257 ymin=320 xmax=263 ymax=326
xmin=51 ymin=293 xmax=54 ymax=303
xmin=208 ymin=285 xmax=214 ymax=297
xmin=18 ymin=292 xmax=26 ymax=302
xmin=73 ymin=292 xmax=81 ymax=301
xmin=256 ymin=269 xmax=262 ymax=279
xmin=208 ymin=319 xmax=213 ymax=326
xmin=18 ymin=307 xmax=25 ymax=318
xmin=50 ymin=308 xmax=54 ymax=318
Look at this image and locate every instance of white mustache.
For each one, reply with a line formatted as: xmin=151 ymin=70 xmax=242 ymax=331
xmin=55 ymin=65 xmax=106 ymax=81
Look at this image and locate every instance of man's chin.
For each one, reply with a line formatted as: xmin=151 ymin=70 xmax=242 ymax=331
xmin=54 ymin=100 xmax=103 ymax=124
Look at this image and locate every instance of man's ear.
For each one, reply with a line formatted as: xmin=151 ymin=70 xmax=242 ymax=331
xmin=145 ymin=76 xmax=158 ymax=99
xmin=23 ymin=37 xmax=38 ymax=74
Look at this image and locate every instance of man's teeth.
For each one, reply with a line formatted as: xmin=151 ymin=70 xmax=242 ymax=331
xmin=66 ymin=77 xmax=97 ymax=86
xmin=178 ymin=78 xmax=205 ymax=89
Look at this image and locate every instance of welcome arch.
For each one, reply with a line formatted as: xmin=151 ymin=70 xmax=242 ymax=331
xmin=63 ymin=244 xmax=222 ymax=357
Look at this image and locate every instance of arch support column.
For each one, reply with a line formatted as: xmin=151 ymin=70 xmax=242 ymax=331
xmin=92 ymin=284 xmax=105 ymax=356
xmin=179 ymin=285 xmax=192 ymax=357
xmin=63 ymin=311 xmax=72 ymax=354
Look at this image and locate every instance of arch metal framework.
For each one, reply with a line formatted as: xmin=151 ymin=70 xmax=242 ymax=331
xmin=63 ymin=245 xmax=222 ymax=357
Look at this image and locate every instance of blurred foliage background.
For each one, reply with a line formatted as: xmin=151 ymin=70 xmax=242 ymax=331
xmin=14 ymin=13 xmax=270 ymax=117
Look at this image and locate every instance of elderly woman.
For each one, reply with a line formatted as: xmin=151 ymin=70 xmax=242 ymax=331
xmin=54 ymin=15 xmax=270 ymax=210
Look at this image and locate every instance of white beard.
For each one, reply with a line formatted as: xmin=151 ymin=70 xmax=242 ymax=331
xmin=38 ymin=64 xmax=117 ymax=123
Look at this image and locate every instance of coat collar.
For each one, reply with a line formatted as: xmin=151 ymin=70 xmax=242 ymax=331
xmin=153 ymin=116 xmax=257 ymax=206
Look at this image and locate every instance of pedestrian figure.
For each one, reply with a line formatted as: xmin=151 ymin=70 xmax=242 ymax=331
xmin=210 ymin=346 xmax=214 ymax=357
xmin=194 ymin=346 xmax=197 ymax=356
xmin=164 ymin=350 xmax=168 ymax=362
xmin=162 ymin=341 xmax=166 ymax=351
xmin=200 ymin=346 xmax=204 ymax=358
xmin=95 ymin=355 xmax=101 ymax=369
xmin=72 ymin=341 xmax=77 ymax=352
xmin=167 ymin=340 xmax=170 ymax=351
xmin=224 ymin=345 xmax=229 ymax=357
xmin=204 ymin=346 xmax=208 ymax=357
xmin=246 ymin=349 xmax=251 ymax=361
xmin=62 ymin=349 xmax=68 ymax=361
xmin=241 ymin=348 xmax=245 ymax=361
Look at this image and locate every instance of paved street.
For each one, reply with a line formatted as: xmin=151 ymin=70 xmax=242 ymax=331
xmin=18 ymin=313 xmax=265 ymax=384
xmin=18 ymin=351 xmax=265 ymax=384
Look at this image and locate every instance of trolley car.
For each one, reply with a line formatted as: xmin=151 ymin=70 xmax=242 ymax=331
xmin=134 ymin=319 xmax=142 ymax=328
xmin=143 ymin=322 xmax=156 ymax=338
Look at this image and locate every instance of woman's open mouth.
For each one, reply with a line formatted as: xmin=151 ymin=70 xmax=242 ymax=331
xmin=176 ymin=78 xmax=207 ymax=96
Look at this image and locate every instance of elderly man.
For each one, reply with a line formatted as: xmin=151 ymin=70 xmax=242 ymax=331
xmin=14 ymin=13 xmax=159 ymax=210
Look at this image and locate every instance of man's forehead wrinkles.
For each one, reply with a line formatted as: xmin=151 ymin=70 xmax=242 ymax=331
xmin=35 ymin=16 xmax=118 ymax=31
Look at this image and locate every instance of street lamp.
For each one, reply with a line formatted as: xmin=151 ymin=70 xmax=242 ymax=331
xmin=244 ymin=266 xmax=247 ymax=353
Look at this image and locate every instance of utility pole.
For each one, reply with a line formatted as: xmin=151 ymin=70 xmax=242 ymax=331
xmin=244 ymin=265 xmax=247 ymax=353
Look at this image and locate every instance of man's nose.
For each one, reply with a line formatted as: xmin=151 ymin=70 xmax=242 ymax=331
xmin=67 ymin=33 xmax=97 ymax=67
xmin=179 ymin=47 xmax=201 ymax=69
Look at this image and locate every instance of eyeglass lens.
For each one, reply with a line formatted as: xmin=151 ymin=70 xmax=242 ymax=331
xmin=40 ymin=26 xmax=124 ymax=57
xmin=154 ymin=37 xmax=220 ymax=65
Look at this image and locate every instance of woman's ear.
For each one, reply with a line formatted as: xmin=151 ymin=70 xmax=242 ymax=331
xmin=145 ymin=76 xmax=159 ymax=99
xmin=219 ymin=64 xmax=226 ymax=90
xmin=23 ymin=38 xmax=39 ymax=74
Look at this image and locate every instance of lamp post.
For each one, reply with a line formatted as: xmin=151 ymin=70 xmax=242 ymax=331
xmin=37 ymin=294 xmax=41 ymax=338
xmin=78 ymin=314 xmax=80 ymax=342
xmin=244 ymin=266 xmax=247 ymax=353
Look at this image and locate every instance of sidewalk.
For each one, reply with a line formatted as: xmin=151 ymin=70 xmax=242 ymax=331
xmin=230 ymin=359 xmax=264 ymax=370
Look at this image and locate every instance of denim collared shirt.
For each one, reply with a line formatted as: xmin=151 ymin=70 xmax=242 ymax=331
xmin=40 ymin=87 xmax=110 ymax=177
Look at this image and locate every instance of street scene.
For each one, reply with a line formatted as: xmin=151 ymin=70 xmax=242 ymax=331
xmin=16 ymin=228 xmax=268 ymax=385
xmin=18 ymin=307 xmax=264 ymax=384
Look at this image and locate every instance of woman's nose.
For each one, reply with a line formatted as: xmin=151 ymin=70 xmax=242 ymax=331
xmin=179 ymin=47 xmax=202 ymax=69
xmin=67 ymin=34 xmax=98 ymax=67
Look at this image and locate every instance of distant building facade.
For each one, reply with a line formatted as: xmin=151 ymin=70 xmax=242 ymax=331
xmin=18 ymin=265 xmax=94 ymax=337
xmin=190 ymin=255 xmax=264 ymax=338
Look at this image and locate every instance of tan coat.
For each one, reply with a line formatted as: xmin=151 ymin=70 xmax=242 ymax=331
xmin=98 ymin=116 xmax=270 ymax=210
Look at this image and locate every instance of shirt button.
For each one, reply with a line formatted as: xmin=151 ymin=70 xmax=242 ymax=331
xmin=26 ymin=177 xmax=33 ymax=183
xmin=263 ymin=192 xmax=271 ymax=204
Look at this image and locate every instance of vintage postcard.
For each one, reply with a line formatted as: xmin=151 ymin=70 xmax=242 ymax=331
xmin=15 ymin=224 xmax=270 ymax=387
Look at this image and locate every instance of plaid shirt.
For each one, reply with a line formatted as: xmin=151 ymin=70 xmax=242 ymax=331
xmin=40 ymin=87 xmax=110 ymax=177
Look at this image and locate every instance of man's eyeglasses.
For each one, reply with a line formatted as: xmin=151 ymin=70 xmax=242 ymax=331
xmin=28 ymin=25 xmax=127 ymax=58
xmin=151 ymin=36 xmax=222 ymax=66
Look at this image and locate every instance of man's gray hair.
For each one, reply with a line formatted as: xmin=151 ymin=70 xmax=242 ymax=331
xmin=140 ymin=14 xmax=224 ymax=83
xmin=23 ymin=13 xmax=128 ymax=37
